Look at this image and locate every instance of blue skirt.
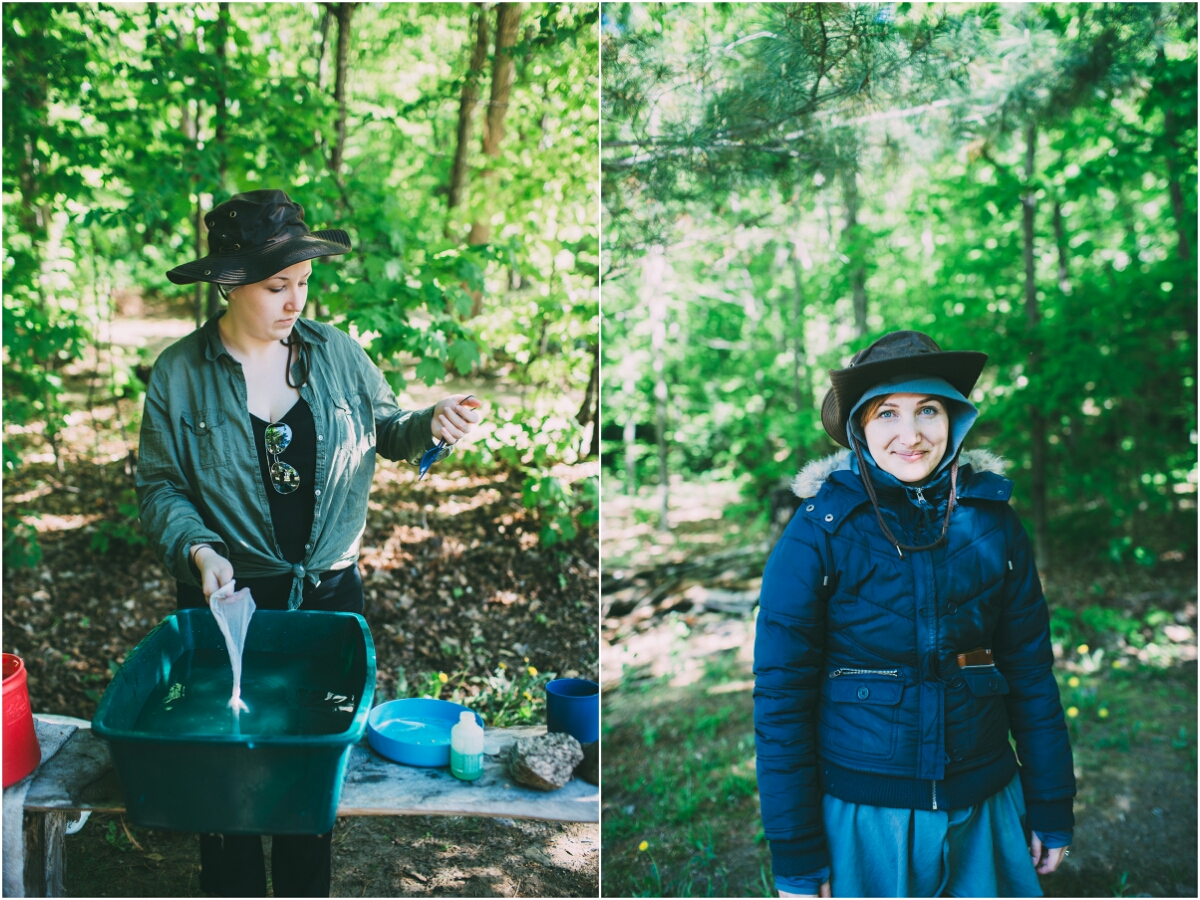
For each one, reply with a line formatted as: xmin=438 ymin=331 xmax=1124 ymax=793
xmin=823 ymin=772 xmax=1044 ymax=897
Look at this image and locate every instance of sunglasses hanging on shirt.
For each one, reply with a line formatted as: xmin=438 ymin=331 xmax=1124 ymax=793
xmin=264 ymin=422 xmax=300 ymax=494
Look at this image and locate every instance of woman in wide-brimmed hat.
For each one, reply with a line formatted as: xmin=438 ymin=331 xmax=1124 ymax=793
xmin=754 ymin=331 xmax=1076 ymax=897
xmin=137 ymin=189 xmax=483 ymax=897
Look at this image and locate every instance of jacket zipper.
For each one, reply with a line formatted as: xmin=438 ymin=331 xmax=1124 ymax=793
xmin=913 ymin=487 xmax=928 ymax=506
xmin=828 ymin=667 xmax=900 ymax=678
xmin=932 ymin=780 xmax=938 ymax=810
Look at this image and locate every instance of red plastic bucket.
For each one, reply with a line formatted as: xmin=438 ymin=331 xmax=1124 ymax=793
xmin=3 ymin=653 xmax=41 ymax=787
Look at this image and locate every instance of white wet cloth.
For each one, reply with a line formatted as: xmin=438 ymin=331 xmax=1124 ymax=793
xmin=208 ymin=581 xmax=256 ymax=714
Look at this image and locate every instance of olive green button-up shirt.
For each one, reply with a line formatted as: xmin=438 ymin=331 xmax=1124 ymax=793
xmin=136 ymin=314 xmax=436 ymax=609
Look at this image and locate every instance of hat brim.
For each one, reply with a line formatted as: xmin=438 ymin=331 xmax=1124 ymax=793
xmin=821 ymin=351 xmax=987 ymax=448
xmin=166 ymin=230 xmax=352 ymax=285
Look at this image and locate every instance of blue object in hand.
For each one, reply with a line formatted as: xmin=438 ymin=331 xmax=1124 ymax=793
xmin=417 ymin=440 xmax=452 ymax=481
xmin=418 ymin=394 xmax=475 ymax=481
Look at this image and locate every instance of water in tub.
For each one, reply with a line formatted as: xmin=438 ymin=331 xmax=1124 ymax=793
xmin=132 ymin=582 xmax=358 ymax=736
xmin=133 ymin=648 xmax=358 ymax=736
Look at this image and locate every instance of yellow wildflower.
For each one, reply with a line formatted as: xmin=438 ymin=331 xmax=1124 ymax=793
xmin=638 ymin=841 xmax=649 ymax=852
xmin=1077 ymin=643 xmax=1089 ymax=655
xmin=524 ymin=656 xmax=530 ymax=663
xmin=527 ymin=666 xmax=538 ymax=677
xmin=1098 ymin=708 xmax=1109 ymax=718
xmin=1067 ymin=706 xmax=1079 ymax=718
xmin=523 ymin=690 xmax=533 ymax=701
xmin=438 ymin=672 xmax=449 ymax=684
xmin=499 ymin=662 xmax=507 ymax=669
xmin=1067 ymin=676 xmax=1080 ymax=688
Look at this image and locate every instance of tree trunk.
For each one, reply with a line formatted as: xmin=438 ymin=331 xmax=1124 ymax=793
xmin=623 ymin=425 xmax=637 ymax=495
xmin=1022 ymin=120 xmax=1049 ymax=571
xmin=329 ymin=3 xmax=357 ymax=179
xmin=841 ymin=146 xmax=867 ymax=337
xmin=576 ymin=343 xmax=599 ymax=458
xmin=1158 ymin=47 xmax=1192 ymax=262
xmin=207 ymin=0 xmax=230 ymax=321
xmin=790 ymin=251 xmax=812 ymax=470
xmin=623 ymin=376 xmax=637 ymax=497
xmin=447 ymin=4 xmax=490 ymax=232
xmin=645 ymin=246 xmax=670 ymax=531
xmin=1053 ymin=200 xmax=1071 ymax=295
xmin=467 ymin=2 xmax=522 ymax=247
xmin=315 ymin=6 xmax=332 ymax=91
xmin=194 ymin=196 xmax=205 ymax=329
xmin=1164 ymin=106 xmax=1191 ymax=262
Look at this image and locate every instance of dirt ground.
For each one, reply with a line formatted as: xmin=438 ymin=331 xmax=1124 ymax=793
xmin=65 ymin=813 xmax=598 ymax=897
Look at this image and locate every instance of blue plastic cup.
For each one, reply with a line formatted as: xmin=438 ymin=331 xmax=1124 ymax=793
xmin=545 ymin=678 xmax=599 ymax=744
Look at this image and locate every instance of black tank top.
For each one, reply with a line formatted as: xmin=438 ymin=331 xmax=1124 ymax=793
xmin=249 ymin=398 xmax=316 ymax=563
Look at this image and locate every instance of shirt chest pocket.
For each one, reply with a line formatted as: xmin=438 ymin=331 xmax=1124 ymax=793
xmin=329 ymin=396 xmax=375 ymax=460
xmin=180 ymin=409 xmax=230 ymax=470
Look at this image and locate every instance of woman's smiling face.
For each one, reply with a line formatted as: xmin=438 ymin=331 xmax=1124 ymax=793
xmin=861 ymin=393 xmax=949 ymax=483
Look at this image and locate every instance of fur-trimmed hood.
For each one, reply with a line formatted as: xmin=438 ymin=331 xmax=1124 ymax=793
xmin=791 ymin=448 xmax=1008 ymax=499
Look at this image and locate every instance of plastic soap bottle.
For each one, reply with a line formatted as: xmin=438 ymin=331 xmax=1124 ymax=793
xmin=450 ymin=711 xmax=484 ymax=781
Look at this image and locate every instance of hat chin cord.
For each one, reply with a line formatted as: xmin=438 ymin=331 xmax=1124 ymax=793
xmin=215 ymin=284 xmax=310 ymax=390
xmin=849 ymin=433 xmax=959 ymax=557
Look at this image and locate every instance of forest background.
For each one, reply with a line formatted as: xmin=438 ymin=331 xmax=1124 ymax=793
xmin=3 ymin=2 xmax=599 ymax=896
xmin=600 ymin=3 xmax=1197 ymax=898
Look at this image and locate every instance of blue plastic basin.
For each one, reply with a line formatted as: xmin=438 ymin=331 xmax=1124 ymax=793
xmin=367 ymin=698 xmax=483 ymax=767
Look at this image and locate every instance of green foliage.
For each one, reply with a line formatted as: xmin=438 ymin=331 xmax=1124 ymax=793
xmin=89 ymin=490 xmax=148 ymax=555
xmin=522 ymin=473 xmax=598 ymax=546
xmin=456 ymin=410 xmax=598 ymax=545
xmin=457 ymin=410 xmax=586 ymax=472
xmin=602 ymin=2 xmax=1197 ymax=557
xmin=3 ymin=3 xmax=598 ymax=475
xmin=3 ymin=515 xmax=43 ymax=569
xmin=394 ymin=661 xmax=554 ymax=728
xmin=103 ymin=821 xmax=133 ymax=853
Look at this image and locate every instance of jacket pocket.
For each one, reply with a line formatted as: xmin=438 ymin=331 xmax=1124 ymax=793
xmin=962 ymin=667 xmax=1010 ymax=698
xmin=820 ymin=674 xmax=905 ymax=761
xmin=180 ymin=409 xmax=229 ymax=470
xmin=957 ymin=667 xmax=1011 ymax=755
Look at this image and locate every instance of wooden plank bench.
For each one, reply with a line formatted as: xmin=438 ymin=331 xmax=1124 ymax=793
xmin=17 ymin=716 xmax=598 ymax=897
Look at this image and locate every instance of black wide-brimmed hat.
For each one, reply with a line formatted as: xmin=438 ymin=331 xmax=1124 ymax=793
xmin=821 ymin=330 xmax=988 ymax=448
xmin=166 ymin=190 xmax=352 ymax=285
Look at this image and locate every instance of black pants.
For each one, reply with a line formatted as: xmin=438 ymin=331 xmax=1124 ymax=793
xmin=176 ymin=564 xmax=364 ymax=897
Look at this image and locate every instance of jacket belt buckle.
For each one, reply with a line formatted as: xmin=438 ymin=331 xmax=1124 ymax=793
xmin=956 ymin=647 xmax=993 ymax=668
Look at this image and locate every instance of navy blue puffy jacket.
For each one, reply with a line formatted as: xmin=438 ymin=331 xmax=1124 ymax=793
xmin=754 ymin=449 xmax=1076 ymax=877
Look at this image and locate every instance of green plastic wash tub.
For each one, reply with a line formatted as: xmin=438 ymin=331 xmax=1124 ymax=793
xmin=93 ymin=609 xmax=375 ymax=835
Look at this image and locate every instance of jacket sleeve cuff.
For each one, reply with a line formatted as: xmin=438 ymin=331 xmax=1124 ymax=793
xmin=768 ymin=837 xmax=830 ymax=879
xmin=1024 ymin=797 xmax=1075 ymax=833
xmin=777 ymin=866 xmax=830 ymax=895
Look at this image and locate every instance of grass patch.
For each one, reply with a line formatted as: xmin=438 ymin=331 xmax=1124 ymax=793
xmin=602 ymin=649 xmax=771 ymax=897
